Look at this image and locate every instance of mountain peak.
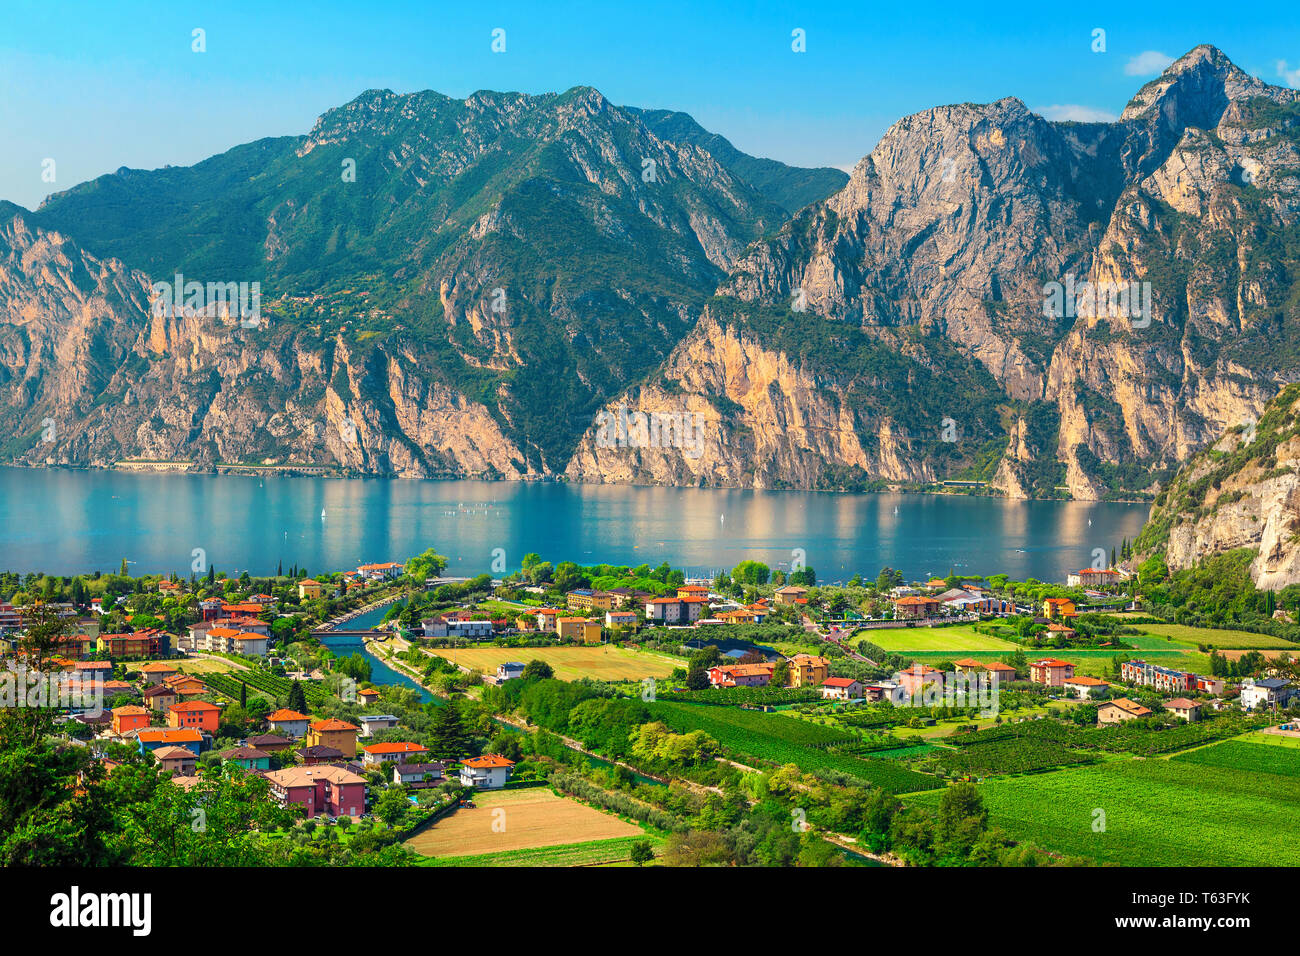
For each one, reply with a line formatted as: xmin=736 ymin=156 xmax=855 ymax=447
xmin=1164 ymin=43 xmax=1236 ymax=76
xmin=1120 ymin=44 xmax=1268 ymax=124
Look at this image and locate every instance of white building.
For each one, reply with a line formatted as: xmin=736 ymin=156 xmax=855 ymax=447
xmin=357 ymin=714 xmax=400 ymax=738
xmin=459 ymin=754 xmax=515 ymax=789
xmin=820 ymin=677 xmax=864 ymax=701
xmin=1240 ymin=678 xmax=1296 ymax=711
xmin=496 ymin=662 xmax=526 ymax=681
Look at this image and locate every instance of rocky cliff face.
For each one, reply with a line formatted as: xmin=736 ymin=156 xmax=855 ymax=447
xmin=564 ymin=311 xmax=941 ymax=488
xmin=572 ymin=46 xmax=1300 ymax=497
xmin=26 ymin=86 xmax=819 ymax=474
xmin=1046 ymin=47 xmax=1300 ymax=494
xmin=0 ymin=206 xmax=531 ymax=475
xmin=8 ymin=49 xmax=1300 ymax=497
xmin=1136 ymin=383 xmax=1300 ymax=588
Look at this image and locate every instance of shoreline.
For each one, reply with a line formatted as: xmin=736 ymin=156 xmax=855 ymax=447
xmin=0 ymin=461 xmax=1155 ymax=504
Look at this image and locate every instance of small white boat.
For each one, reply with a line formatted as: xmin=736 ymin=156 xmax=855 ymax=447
xmin=320 ymin=508 xmax=326 ymax=518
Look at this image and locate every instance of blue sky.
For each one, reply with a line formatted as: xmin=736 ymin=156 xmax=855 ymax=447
xmin=2 ymin=0 xmax=1297 ymax=210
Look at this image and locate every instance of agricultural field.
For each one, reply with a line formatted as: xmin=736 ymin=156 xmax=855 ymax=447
xmin=1244 ymin=729 xmax=1300 ymax=748
xmin=865 ymin=625 xmax=1019 ymax=652
xmin=931 ymin=737 xmax=1095 ymax=775
xmin=1134 ymin=623 xmax=1299 ymax=650
xmin=419 ymin=835 xmax=663 ymax=867
xmin=1172 ymin=739 xmax=1300 ymax=777
xmin=903 ymin=649 xmax=1211 ymax=679
xmin=405 ymin=788 xmax=645 ymax=860
xmin=648 ymin=700 xmax=939 ymax=793
xmin=173 ymin=657 xmax=240 ymax=674
xmin=909 ymin=759 xmax=1300 ymax=866
xmin=425 ymin=644 xmax=680 ymax=682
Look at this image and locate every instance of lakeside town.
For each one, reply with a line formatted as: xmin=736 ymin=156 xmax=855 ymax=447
xmin=3 ymin=544 xmax=1298 ymax=868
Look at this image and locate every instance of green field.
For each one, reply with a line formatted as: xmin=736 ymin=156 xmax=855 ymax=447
xmin=865 ymin=625 xmax=1020 ymax=653
xmin=903 ymin=649 xmax=1210 ymax=678
xmin=1172 ymin=739 xmax=1300 ymax=777
xmin=1242 ymin=730 xmax=1300 ymax=749
xmin=1135 ymin=623 xmax=1299 ymax=650
xmin=417 ymin=835 xmax=664 ymax=867
xmin=911 ymin=759 xmax=1300 ymax=866
xmin=648 ymin=701 xmax=939 ymax=793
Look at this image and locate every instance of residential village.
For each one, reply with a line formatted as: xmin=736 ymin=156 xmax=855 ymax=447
xmin=3 ymin=549 xmax=1300 ymax=868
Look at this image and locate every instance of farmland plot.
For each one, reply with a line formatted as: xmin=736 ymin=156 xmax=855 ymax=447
xmin=911 ymin=759 xmax=1300 ymax=866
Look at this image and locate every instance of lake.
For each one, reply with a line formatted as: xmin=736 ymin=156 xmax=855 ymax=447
xmin=0 ymin=466 xmax=1147 ymax=583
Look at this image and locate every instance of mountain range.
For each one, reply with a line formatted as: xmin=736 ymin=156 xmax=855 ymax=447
xmin=3 ymin=44 xmax=1298 ymax=501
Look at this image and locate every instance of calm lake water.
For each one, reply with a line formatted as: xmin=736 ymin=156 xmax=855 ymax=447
xmin=0 ymin=467 xmax=1147 ymax=583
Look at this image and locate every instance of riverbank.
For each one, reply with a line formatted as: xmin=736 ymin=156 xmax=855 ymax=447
xmin=318 ymin=591 xmax=407 ymax=631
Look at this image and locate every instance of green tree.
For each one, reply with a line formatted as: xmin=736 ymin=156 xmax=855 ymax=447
xmin=936 ymin=781 xmax=988 ymax=858
xmin=522 ymin=660 xmax=554 ymax=681
xmin=374 ymin=787 xmax=411 ymax=827
xmin=428 ymin=700 xmax=472 ymax=761
xmin=732 ymin=560 xmax=771 ymax=586
xmin=629 ymin=839 xmax=655 ymax=866
xmin=685 ymin=668 xmax=711 ymax=690
xmin=287 ymin=680 xmax=308 ymax=714
xmin=406 ymin=548 xmax=449 ymax=582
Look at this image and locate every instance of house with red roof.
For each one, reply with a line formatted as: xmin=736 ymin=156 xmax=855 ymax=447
xmin=1165 ymin=698 xmax=1202 ymax=722
xmin=111 ymin=705 xmax=151 ymax=736
xmin=266 ymin=708 xmax=312 ymax=738
xmin=458 ymin=754 xmax=515 ymax=789
xmin=357 ymin=561 xmax=405 ymax=580
xmin=820 ymin=677 xmax=864 ymax=700
xmin=774 ymin=585 xmax=808 ymax=605
xmin=707 ymin=662 xmax=774 ymax=688
xmin=983 ymin=662 xmax=1019 ymax=684
xmin=1062 ymin=675 xmax=1110 ymax=698
xmin=1029 ymin=659 xmax=1076 ymax=687
xmin=264 ymin=765 xmax=366 ymax=819
xmin=895 ymin=663 xmax=943 ymax=698
xmin=306 ymin=718 xmax=359 ymax=758
xmin=361 ymin=741 xmax=430 ymax=766
xmin=136 ymin=727 xmax=203 ymax=756
xmin=1097 ymin=697 xmax=1153 ymax=725
xmin=1042 ymin=598 xmax=1078 ymax=620
xmin=153 ymin=745 xmax=198 ymax=776
xmin=168 ymin=700 xmax=221 ymax=732
xmin=893 ymin=595 xmax=941 ymax=620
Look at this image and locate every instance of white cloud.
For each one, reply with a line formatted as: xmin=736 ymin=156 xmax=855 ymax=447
xmin=1125 ymin=50 xmax=1175 ymax=76
xmin=1033 ymin=104 xmax=1119 ymax=123
xmin=1278 ymin=60 xmax=1300 ymax=88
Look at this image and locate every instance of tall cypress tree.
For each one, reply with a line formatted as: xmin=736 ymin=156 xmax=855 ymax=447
xmin=287 ymin=679 xmax=308 ymax=714
xmin=429 ymin=700 xmax=471 ymax=761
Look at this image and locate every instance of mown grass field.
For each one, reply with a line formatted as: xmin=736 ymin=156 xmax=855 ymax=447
xmin=1135 ymin=623 xmax=1299 ymax=650
xmin=865 ymin=625 xmax=1019 ymax=652
xmin=405 ymin=789 xmax=645 ymax=860
xmin=910 ymin=758 xmax=1300 ymax=866
xmin=419 ymin=835 xmax=663 ymax=867
xmin=173 ymin=658 xmax=239 ymax=674
xmin=426 ymin=645 xmax=680 ymax=681
xmin=1244 ymin=729 xmax=1300 ymax=748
